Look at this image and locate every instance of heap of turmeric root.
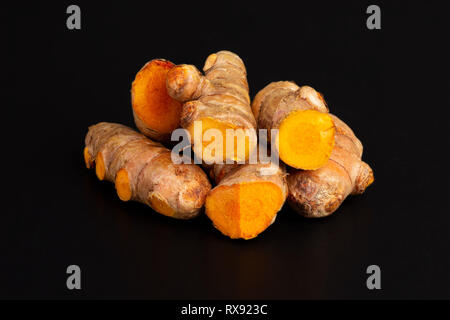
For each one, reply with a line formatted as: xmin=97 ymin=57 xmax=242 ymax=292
xmin=84 ymin=50 xmax=373 ymax=239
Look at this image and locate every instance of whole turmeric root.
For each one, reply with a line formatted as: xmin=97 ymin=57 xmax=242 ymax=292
xmin=84 ymin=122 xmax=211 ymax=219
xmin=252 ymin=82 xmax=335 ymax=170
xmin=166 ymin=51 xmax=257 ymax=163
xmin=205 ymin=163 xmax=287 ymax=239
xmin=131 ymin=59 xmax=183 ymax=142
xmin=287 ymin=115 xmax=374 ymax=218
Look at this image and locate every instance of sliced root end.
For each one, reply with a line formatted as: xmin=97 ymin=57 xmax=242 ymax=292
xmin=95 ymin=152 xmax=106 ymax=181
xmin=148 ymin=192 xmax=175 ymax=217
xmin=188 ymin=117 xmax=254 ymax=163
xmin=278 ymin=110 xmax=335 ymax=170
xmin=115 ymin=168 xmax=132 ymax=201
xmin=84 ymin=147 xmax=93 ymax=169
xmin=205 ymin=182 xmax=283 ymax=239
xmin=132 ymin=59 xmax=182 ymax=136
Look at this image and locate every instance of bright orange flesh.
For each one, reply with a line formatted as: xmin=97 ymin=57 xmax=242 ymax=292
xmin=95 ymin=152 xmax=106 ymax=180
xmin=115 ymin=168 xmax=132 ymax=201
xmin=132 ymin=60 xmax=182 ymax=134
xmin=187 ymin=117 xmax=254 ymax=163
xmin=205 ymin=182 xmax=283 ymax=239
xmin=277 ymin=109 xmax=335 ymax=170
xmin=148 ymin=192 xmax=175 ymax=217
xmin=83 ymin=147 xmax=92 ymax=169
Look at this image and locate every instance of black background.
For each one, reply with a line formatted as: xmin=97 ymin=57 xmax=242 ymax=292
xmin=3 ymin=1 xmax=450 ymax=299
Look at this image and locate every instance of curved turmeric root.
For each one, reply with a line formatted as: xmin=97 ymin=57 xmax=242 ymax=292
xmin=205 ymin=163 xmax=287 ymax=239
xmin=166 ymin=51 xmax=257 ymax=163
xmin=252 ymin=82 xmax=335 ymax=170
xmin=287 ymin=115 xmax=374 ymax=218
xmin=84 ymin=122 xmax=211 ymax=219
xmin=131 ymin=59 xmax=183 ymax=142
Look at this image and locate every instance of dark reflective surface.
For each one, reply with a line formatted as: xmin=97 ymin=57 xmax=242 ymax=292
xmin=3 ymin=1 xmax=449 ymax=299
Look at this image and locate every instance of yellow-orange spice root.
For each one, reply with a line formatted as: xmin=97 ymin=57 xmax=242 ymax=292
xmin=84 ymin=122 xmax=211 ymax=219
xmin=252 ymin=82 xmax=335 ymax=170
xmin=131 ymin=59 xmax=183 ymax=142
xmin=166 ymin=51 xmax=257 ymax=163
xmin=287 ymin=114 xmax=374 ymax=218
xmin=205 ymin=163 xmax=287 ymax=239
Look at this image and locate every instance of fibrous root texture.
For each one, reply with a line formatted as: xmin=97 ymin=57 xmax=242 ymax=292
xmin=287 ymin=115 xmax=374 ymax=218
xmin=132 ymin=59 xmax=183 ymax=142
xmin=205 ymin=163 xmax=287 ymax=239
xmin=166 ymin=51 xmax=257 ymax=163
xmin=252 ymin=81 xmax=335 ymax=170
xmin=84 ymin=122 xmax=211 ymax=219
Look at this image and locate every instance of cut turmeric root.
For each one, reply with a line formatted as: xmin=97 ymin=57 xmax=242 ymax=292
xmin=287 ymin=114 xmax=374 ymax=218
xmin=166 ymin=51 xmax=257 ymax=163
xmin=84 ymin=122 xmax=211 ymax=219
xmin=252 ymin=82 xmax=335 ymax=170
xmin=84 ymin=52 xmax=374 ymax=236
xmin=131 ymin=59 xmax=183 ymax=142
xmin=205 ymin=163 xmax=287 ymax=239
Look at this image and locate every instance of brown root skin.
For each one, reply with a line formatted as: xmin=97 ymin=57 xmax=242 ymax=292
xmin=166 ymin=51 xmax=257 ymax=163
xmin=205 ymin=163 xmax=287 ymax=239
xmin=252 ymin=81 xmax=335 ymax=170
xmin=84 ymin=122 xmax=211 ymax=219
xmin=287 ymin=115 xmax=374 ymax=218
xmin=131 ymin=59 xmax=183 ymax=142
